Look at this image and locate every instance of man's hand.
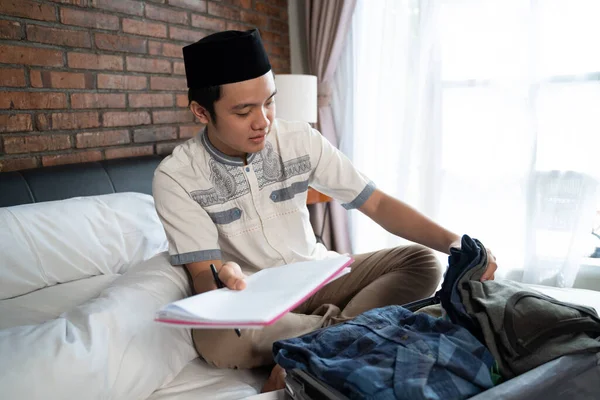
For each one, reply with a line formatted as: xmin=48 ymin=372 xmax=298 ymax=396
xmin=481 ymin=248 xmax=498 ymax=282
xmin=215 ymin=261 xmax=247 ymax=290
xmin=449 ymin=240 xmax=498 ymax=282
xmin=187 ymin=260 xmax=247 ymax=294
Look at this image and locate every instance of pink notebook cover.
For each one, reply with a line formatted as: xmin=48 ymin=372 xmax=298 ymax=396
xmin=155 ymin=257 xmax=354 ymax=327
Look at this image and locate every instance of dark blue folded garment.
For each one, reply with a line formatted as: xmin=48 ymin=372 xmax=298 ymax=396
xmin=437 ymin=235 xmax=487 ymax=341
xmin=274 ymin=306 xmax=495 ymax=400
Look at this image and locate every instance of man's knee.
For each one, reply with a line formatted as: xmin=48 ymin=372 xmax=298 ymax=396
xmin=391 ymin=244 xmax=443 ymax=288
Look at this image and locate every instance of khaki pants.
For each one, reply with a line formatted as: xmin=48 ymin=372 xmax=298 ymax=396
xmin=192 ymin=244 xmax=442 ymax=369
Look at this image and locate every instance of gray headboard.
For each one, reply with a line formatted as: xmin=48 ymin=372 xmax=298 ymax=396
xmin=0 ymin=155 xmax=163 ymax=208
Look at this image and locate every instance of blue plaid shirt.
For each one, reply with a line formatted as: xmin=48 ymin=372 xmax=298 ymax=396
xmin=274 ymin=306 xmax=495 ymax=400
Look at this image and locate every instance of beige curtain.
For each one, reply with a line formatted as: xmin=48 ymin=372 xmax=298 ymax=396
xmin=305 ymin=0 xmax=357 ymax=254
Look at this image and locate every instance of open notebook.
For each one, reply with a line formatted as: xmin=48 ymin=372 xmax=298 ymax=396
xmin=155 ymin=256 xmax=354 ymax=328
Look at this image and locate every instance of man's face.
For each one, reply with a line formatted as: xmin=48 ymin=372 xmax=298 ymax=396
xmin=202 ymin=71 xmax=276 ymax=158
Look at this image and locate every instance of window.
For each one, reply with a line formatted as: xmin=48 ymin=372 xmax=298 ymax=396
xmin=438 ymin=0 xmax=600 ymax=263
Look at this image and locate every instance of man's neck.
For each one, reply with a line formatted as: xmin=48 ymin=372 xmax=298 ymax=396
xmin=205 ymin=127 xmax=248 ymax=164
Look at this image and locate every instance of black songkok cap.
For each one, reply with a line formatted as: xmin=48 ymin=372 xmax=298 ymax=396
xmin=183 ymin=29 xmax=272 ymax=89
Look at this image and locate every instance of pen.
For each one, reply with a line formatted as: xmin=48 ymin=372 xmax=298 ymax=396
xmin=210 ymin=263 xmax=242 ymax=338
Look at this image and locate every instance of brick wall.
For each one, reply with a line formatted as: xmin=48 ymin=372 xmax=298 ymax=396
xmin=0 ymin=0 xmax=290 ymax=172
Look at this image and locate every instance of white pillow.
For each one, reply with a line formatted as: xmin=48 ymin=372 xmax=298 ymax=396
xmin=0 ymin=252 xmax=197 ymax=400
xmin=0 ymin=192 xmax=168 ymax=300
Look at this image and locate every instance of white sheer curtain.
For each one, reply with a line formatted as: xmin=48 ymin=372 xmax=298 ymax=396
xmin=332 ymin=0 xmax=600 ymax=287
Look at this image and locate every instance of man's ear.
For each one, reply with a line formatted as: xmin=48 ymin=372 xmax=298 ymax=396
xmin=190 ymin=101 xmax=211 ymax=125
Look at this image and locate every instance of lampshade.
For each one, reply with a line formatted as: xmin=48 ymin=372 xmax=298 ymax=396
xmin=274 ymin=74 xmax=318 ymax=123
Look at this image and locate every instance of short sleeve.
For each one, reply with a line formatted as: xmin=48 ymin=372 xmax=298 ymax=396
xmin=307 ymin=127 xmax=376 ymax=210
xmin=153 ymin=170 xmax=221 ymax=265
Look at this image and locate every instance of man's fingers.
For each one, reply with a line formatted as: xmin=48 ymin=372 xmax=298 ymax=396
xmin=481 ymin=260 xmax=498 ymax=281
xmin=480 ymin=249 xmax=498 ymax=281
xmin=233 ymin=279 xmax=247 ymax=290
xmin=218 ymin=263 xmax=247 ymax=290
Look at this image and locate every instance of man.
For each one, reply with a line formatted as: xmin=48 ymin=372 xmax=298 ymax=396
xmin=152 ymin=29 xmax=498 ymax=391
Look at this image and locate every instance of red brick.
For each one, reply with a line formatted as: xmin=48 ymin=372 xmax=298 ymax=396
xmin=254 ymin=1 xmax=282 ymax=18
xmin=173 ymin=61 xmax=186 ymax=75
xmin=145 ymin=4 xmax=188 ymax=25
xmin=152 ymin=110 xmax=194 ymax=124
xmin=76 ymin=129 xmax=130 ymax=148
xmin=191 ymin=14 xmax=226 ymax=31
xmin=148 ymin=41 xmax=182 ymax=58
xmin=133 ymin=126 xmax=177 ymax=142
xmin=208 ymin=2 xmax=241 ymax=20
xmin=264 ymin=42 xmax=284 ymax=57
xmin=71 ymin=93 xmax=126 ymax=109
xmin=0 ymin=20 xmax=22 ymax=40
xmin=42 ymin=150 xmax=102 ymax=167
xmin=0 ymin=68 xmax=26 ymax=87
xmin=97 ymin=73 xmax=147 ymax=90
xmin=226 ymin=21 xmax=251 ymax=31
xmin=241 ymin=11 xmax=268 ymax=29
xmin=179 ymin=124 xmax=199 ymax=138
xmin=270 ymin=0 xmax=287 ymax=8
xmin=91 ymin=0 xmax=144 ymax=16
xmin=0 ymin=45 xmax=63 ymax=67
xmin=260 ymin=30 xmax=283 ymax=44
xmin=37 ymin=112 xmax=100 ymax=130
xmin=103 ymin=111 xmax=151 ymax=127
xmin=68 ymin=52 xmax=123 ymax=70
xmin=0 ymin=157 xmax=38 ymax=172
xmin=270 ymin=19 xmax=288 ymax=33
xmin=26 ymin=25 xmax=91 ymax=48
xmin=0 ymin=92 xmax=66 ymax=110
xmin=129 ymin=93 xmax=173 ymax=108
xmin=126 ymin=56 xmax=171 ymax=73
xmin=223 ymin=0 xmax=251 ymax=8
xmin=0 ymin=0 xmax=56 ymax=22
xmin=60 ymin=8 xmax=119 ymax=30
xmin=280 ymin=7 xmax=288 ymax=21
xmin=95 ymin=33 xmax=147 ymax=54
xmin=176 ymin=94 xmax=188 ymax=108
xmin=270 ymin=57 xmax=290 ymax=74
xmin=156 ymin=141 xmax=181 ymax=155
xmin=105 ymin=145 xmax=153 ymax=159
xmin=150 ymin=76 xmax=187 ymax=91
xmin=0 ymin=114 xmax=33 ymax=133
xmin=167 ymin=0 xmax=206 ymax=12
xmin=3 ymin=134 xmax=71 ymax=154
xmin=122 ymin=19 xmax=167 ymax=39
xmin=169 ymin=26 xmax=206 ymax=42
xmin=30 ymin=70 xmax=93 ymax=89
xmin=49 ymin=0 xmax=88 ymax=6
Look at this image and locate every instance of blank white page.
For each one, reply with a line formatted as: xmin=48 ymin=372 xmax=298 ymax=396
xmin=156 ymin=256 xmax=353 ymax=325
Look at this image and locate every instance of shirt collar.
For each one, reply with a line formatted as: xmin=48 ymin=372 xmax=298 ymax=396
xmin=200 ymin=128 xmax=257 ymax=166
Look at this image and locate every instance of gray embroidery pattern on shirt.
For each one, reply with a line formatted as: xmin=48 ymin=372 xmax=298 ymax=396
xmin=190 ymin=160 xmax=250 ymax=207
xmin=253 ymin=142 xmax=312 ymax=189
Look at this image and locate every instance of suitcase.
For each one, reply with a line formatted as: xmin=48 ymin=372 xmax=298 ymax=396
xmin=283 ymin=297 xmax=600 ymax=399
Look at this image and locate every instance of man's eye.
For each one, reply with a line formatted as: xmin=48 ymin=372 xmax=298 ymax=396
xmin=236 ymin=111 xmax=250 ymax=116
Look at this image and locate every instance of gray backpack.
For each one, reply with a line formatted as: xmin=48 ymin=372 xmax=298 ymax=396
xmin=463 ymin=279 xmax=600 ymax=378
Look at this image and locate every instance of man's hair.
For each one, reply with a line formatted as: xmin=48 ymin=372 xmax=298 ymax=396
xmin=188 ymin=86 xmax=221 ymax=122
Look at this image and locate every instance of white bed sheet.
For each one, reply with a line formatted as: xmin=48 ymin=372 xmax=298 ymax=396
xmin=149 ymin=358 xmax=269 ymax=400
